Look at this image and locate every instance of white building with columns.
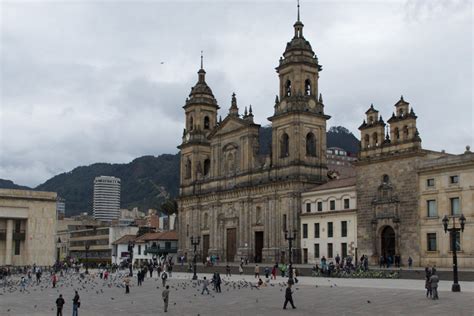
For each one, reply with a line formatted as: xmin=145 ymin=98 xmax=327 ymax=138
xmin=0 ymin=189 xmax=57 ymax=266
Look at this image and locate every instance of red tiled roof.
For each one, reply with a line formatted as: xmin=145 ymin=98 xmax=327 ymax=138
xmin=135 ymin=231 xmax=178 ymax=243
xmin=305 ymin=177 xmax=356 ymax=193
xmin=112 ymin=235 xmax=136 ymax=245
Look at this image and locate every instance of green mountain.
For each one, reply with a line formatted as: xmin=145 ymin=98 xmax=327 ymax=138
xmin=0 ymin=126 xmax=359 ymax=216
xmin=0 ymin=179 xmax=32 ymax=190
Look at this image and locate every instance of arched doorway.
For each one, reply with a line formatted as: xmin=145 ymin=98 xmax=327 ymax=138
xmin=381 ymin=226 xmax=396 ymax=257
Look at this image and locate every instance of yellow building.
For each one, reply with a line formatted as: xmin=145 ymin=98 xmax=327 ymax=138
xmin=300 ymin=177 xmax=357 ymax=264
xmin=0 ymin=189 xmax=57 ymax=266
xmin=418 ymin=148 xmax=474 ymax=268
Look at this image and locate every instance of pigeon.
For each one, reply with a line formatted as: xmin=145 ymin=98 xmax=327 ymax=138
xmin=367 ymin=300 xmax=371 ymax=304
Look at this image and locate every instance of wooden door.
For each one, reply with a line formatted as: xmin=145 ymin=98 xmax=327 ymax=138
xmin=254 ymin=231 xmax=264 ymax=263
xmin=226 ymin=228 xmax=237 ymax=262
xmin=202 ymin=235 xmax=210 ymax=260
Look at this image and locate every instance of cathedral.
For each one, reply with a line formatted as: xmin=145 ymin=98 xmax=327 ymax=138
xmin=177 ymin=5 xmax=329 ymax=263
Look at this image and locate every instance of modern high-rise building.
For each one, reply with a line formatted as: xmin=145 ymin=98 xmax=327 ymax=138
xmin=93 ymin=176 xmax=121 ymax=221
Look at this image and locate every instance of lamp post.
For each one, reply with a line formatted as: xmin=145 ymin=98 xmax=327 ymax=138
xmin=128 ymin=240 xmax=135 ymax=276
xmin=84 ymin=241 xmax=90 ymax=275
xmin=190 ymin=236 xmax=201 ymax=280
xmin=442 ymin=213 xmax=466 ymax=292
xmin=284 ymin=229 xmax=297 ymax=285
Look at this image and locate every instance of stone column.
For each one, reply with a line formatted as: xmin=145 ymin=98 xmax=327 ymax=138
xmin=5 ymin=219 xmax=13 ymax=265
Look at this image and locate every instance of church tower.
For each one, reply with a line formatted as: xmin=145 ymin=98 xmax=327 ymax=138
xmin=268 ymin=2 xmax=330 ymax=181
xmin=179 ymin=54 xmax=219 ymax=187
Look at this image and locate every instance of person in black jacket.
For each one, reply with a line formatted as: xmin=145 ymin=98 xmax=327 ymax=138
xmin=56 ymin=294 xmax=65 ymax=316
xmin=72 ymin=291 xmax=80 ymax=316
xmin=283 ymin=284 xmax=296 ymax=309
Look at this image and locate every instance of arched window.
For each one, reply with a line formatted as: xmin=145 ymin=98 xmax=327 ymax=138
xmin=403 ymin=125 xmax=409 ymax=139
xmin=203 ymin=213 xmax=209 ymax=229
xmin=373 ymin=132 xmax=378 ymax=147
xmin=204 ymin=116 xmax=210 ymax=129
xmin=394 ymin=127 xmax=400 ymax=140
xmin=285 ymin=80 xmax=292 ymax=97
xmin=256 ymin=206 xmax=262 ymax=224
xmin=304 ymin=79 xmax=311 ymax=96
xmin=185 ymin=158 xmax=192 ymax=179
xmin=280 ymin=133 xmax=289 ymax=157
xmin=382 ymin=174 xmax=389 ymax=184
xmin=203 ymin=159 xmax=210 ymax=176
xmin=369 ymin=116 xmax=374 ymax=124
xmin=189 ymin=117 xmax=194 ymax=131
xmin=364 ymin=134 xmax=370 ymax=148
xmin=306 ymin=132 xmax=316 ymax=156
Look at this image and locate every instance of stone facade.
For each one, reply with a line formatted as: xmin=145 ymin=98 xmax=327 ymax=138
xmin=418 ymin=149 xmax=474 ymax=268
xmin=356 ymin=101 xmax=445 ymax=266
xmin=0 ymin=189 xmax=57 ymax=266
xmin=178 ymin=10 xmax=330 ymax=263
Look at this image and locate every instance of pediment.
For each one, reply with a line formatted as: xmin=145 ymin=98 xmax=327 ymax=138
xmin=209 ymin=116 xmax=249 ymax=138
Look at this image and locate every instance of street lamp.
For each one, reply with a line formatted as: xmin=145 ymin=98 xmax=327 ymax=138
xmin=128 ymin=240 xmax=135 ymax=276
xmin=442 ymin=213 xmax=466 ymax=292
xmin=284 ymin=229 xmax=297 ymax=285
xmin=84 ymin=241 xmax=90 ymax=275
xmin=190 ymin=236 xmax=201 ymax=280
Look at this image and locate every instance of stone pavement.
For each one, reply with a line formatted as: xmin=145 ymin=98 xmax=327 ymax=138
xmin=1 ymin=272 xmax=473 ymax=316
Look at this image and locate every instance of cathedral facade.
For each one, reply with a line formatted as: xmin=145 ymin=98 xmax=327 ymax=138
xmin=177 ymin=10 xmax=330 ymax=263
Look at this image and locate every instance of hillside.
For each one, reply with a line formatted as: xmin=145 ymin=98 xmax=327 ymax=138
xmin=0 ymin=179 xmax=32 ymax=190
xmin=0 ymin=126 xmax=359 ymax=216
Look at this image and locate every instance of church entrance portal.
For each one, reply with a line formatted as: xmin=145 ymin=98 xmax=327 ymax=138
xmin=254 ymin=232 xmax=263 ymax=263
xmin=226 ymin=228 xmax=237 ymax=262
xmin=381 ymin=226 xmax=396 ymax=257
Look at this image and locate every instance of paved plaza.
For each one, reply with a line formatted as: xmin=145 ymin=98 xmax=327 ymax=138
xmin=1 ymin=271 xmax=473 ymax=316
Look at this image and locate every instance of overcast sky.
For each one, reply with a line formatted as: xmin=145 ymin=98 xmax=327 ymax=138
xmin=0 ymin=0 xmax=472 ymax=187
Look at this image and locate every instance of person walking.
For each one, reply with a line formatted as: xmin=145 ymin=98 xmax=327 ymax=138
xmin=283 ymin=284 xmax=296 ymax=310
xmin=226 ymin=264 xmax=231 ymax=277
xmin=72 ymin=290 xmax=80 ymax=316
xmin=429 ymin=272 xmax=439 ymax=300
xmin=56 ymin=294 xmax=65 ymax=316
xmin=162 ymin=285 xmax=170 ymax=312
xmin=124 ymin=276 xmax=130 ymax=294
xmin=52 ymin=273 xmax=57 ymax=288
xmin=425 ymin=267 xmax=432 ymax=298
xmin=161 ymin=271 xmax=168 ymax=287
xmin=215 ymin=273 xmax=222 ymax=293
xmin=408 ymin=256 xmax=413 ymax=269
xmin=201 ymin=276 xmax=210 ymax=295
xmin=239 ymin=264 xmax=243 ymax=275
xmin=254 ymin=264 xmax=260 ymax=278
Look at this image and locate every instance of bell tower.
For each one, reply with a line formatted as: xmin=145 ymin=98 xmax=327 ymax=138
xmin=179 ymin=53 xmax=219 ymax=187
xmin=268 ymin=1 xmax=330 ymax=181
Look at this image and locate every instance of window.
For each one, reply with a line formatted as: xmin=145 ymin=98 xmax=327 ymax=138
xmin=314 ymin=223 xmax=320 ymax=238
xmin=450 ymin=175 xmax=459 ymax=184
xmin=280 ymin=133 xmax=289 ymax=157
xmin=427 ymin=233 xmax=437 ymax=251
xmin=450 ymin=231 xmax=461 ymax=251
xmin=165 ymin=242 xmax=171 ymax=249
xmin=450 ymin=197 xmax=460 ymax=215
xmin=382 ymin=174 xmax=389 ymax=183
xmin=306 ymin=133 xmax=316 ymax=157
xmin=283 ymin=214 xmax=287 ymax=231
xmin=373 ymin=132 xmax=378 ymax=146
xmin=285 ymin=80 xmax=292 ymax=97
xmin=302 ymin=224 xmax=308 ymax=239
xmin=305 ymin=79 xmax=311 ymax=96
xmin=327 ymin=222 xmax=333 ymax=238
xmin=314 ymin=244 xmax=320 ymax=258
xmin=14 ymin=241 xmax=20 ymax=255
xmin=204 ymin=116 xmax=210 ymax=129
xmin=327 ymin=243 xmax=333 ymax=258
xmin=317 ymin=202 xmax=323 ymax=212
xmin=344 ymin=199 xmax=350 ymax=209
xmin=427 ymin=178 xmax=435 ymax=187
xmin=341 ymin=221 xmax=347 ymax=237
xmin=427 ymin=200 xmax=437 ymax=217
xmin=185 ymin=159 xmax=192 ymax=179
xmin=330 ymin=200 xmax=335 ymax=211
xmin=403 ymin=126 xmax=409 ymax=139
xmin=306 ymin=203 xmax=311 ymax=213
xmin=138 ymin=245 xmax=141 ymax=255
xmin=203 ymin=159 xmax=210 ymax=176
xmin=364 ymin=134 xmax=370 ymax=148
xmin=394 ymin=127 xmax=400 ymax=140
xmin=341 ymin=243 xmax=347 ymax=258
xmin=189 ymin=117 xmax=194 ymax=130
